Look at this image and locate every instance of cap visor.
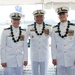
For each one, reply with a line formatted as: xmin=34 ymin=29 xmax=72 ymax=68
xmin=11 ymin=18 xmax=21 ymax=20
xmin=58 ymin=12 xmax=68 ymax=15
xmin=34 ymin=14 xmax=44 ymax=16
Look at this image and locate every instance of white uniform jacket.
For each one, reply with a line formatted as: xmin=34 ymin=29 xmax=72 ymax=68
xmin=25 ymin=22 xmax=52 ymax=62
xmin=1 ymin=26 xmax=28 ymax=67
xmin=51 ymin=21 xmax=75 ymax=67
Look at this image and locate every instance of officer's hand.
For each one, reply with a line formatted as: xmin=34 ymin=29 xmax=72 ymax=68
xmin=52 ymin=59 xmax=57 ymax=66
xmin=1 ymin=63 xmax=7 ymax=67
xmin=24 ymin=61 xmax=28 ymax=66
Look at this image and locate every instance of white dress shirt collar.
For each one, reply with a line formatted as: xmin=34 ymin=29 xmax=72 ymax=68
xmin=60 ymin=21 xmax=68 ymax=26
xmin=12 ymin=25 xmax=19 ymax=30
xmin=36 ymin=23 xmax=43 ymax=26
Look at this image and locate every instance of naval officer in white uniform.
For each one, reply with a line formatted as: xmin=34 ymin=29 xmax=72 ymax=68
xmin=24 ymin=10 xmax=52 ymax=75
xmin=1 ymin=12 xmax=28 ymax=75
xmin=51 ymin=7 xmax=75 ymax=75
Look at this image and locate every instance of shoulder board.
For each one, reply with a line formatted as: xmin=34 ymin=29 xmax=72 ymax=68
xmin=21 ymin=29 xmax=26 ymax=31
xmin=28 ymin=24 xmax=34 ymax=27
xmin=68 ymin=21 xmax=75 ymax=26
xmin=53 ymin=22 xmax=75 ymax=28
xmin=69 ymin=23 xmax=75 ymax=26
xmin=4 ymin=27 xmax=10 ymax=30
xmin=73 ymin=24 xmax=75 ymax=26
xmin=46 ymin=24 xmax=52 ymax=26
xmin=53 ymin=25 xmax=58 ymax=28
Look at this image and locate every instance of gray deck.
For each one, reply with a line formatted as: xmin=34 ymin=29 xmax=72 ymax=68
xmin=0 ymin=66 xmax=56 ymax=75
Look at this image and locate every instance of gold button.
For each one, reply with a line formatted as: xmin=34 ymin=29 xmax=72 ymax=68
xmin=49 ymin=44 xmax=51 ymax=46
xmin=39 ymin=47 xmax=40 ymax=49
xmin=64 ymin=51 xmax=66 ymax=53
xmin=64 ymin=44 xmax=66 ymax=46
xmin=39 ymin=42 xmax=41 ymax=43
xmin=64 ymin=38 xmax=65 ymax=40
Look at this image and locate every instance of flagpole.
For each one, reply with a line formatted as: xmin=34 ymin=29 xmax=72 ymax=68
xmin=41 ymin=0 xmax=44 ymax=9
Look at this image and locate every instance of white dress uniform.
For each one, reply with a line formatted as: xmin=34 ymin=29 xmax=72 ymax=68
xmin=51 ymin=21 xmax=75 ymax=75
xmin=25 ymin=9 xmax=52 ymax=75
xmin=1 ymin=12 xmax=28 ymax=75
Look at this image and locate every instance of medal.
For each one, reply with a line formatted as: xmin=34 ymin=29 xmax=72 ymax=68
xmin=44 ymin=29 xmax=49 ymax=35
xmin=68 ymin=30 xmax=74 ymax=36
xmin=30 ymin=28 xmax=35 ymax=31
xmin=20 ymin=35 xmax=24 ymax=41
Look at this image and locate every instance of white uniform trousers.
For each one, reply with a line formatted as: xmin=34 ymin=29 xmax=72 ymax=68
xmin=3 ymin=66 xmax=23 ymax=75
xmin=56 ymin=65 xmax=75 ymax=75
xmin=73 ymin=66 xmax=75 ymax=75
xmin=31 ymin=61 xmax=48 ymax=75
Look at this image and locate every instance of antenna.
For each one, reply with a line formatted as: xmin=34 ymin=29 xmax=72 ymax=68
xmin=41 ymin=0 xmax=44 ymax=9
